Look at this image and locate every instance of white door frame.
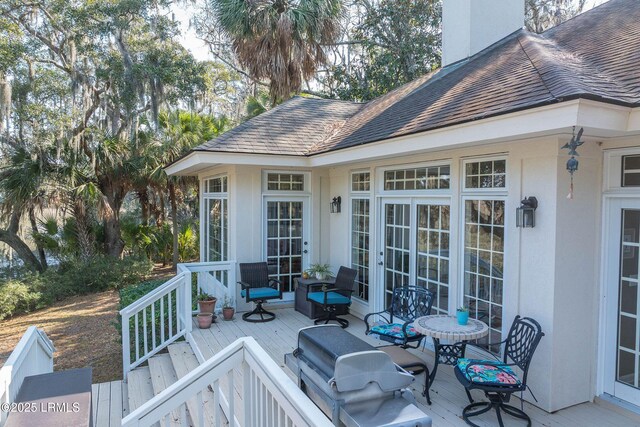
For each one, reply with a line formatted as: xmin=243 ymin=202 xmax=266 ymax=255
xmin=376 ymin=196 xmax=452 ymax=315
xmin=262 ymin=195 xmax=311 ymax=302
xmin=602 ymin=196 xmax=640 ymax=405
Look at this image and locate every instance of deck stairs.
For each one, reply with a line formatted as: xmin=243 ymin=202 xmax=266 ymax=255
xmin=125 ymin=341 xmax=223 ymax=427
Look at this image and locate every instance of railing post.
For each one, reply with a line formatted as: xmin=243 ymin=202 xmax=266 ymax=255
xmin=184 ymin=272 xmax=193 ymax=333
xmin=122 ymin=313 xmax=131 ymax=381
xmin=243 ymin=358 xmax=252 ymax=427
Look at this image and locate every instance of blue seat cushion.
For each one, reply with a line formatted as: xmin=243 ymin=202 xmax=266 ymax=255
xmin=307 ymin=291 xmax=351 ymax=306
xmin=241 ymin=287 xmax=280 ymax=300
xmin=457 ymin=358 xmax=521 ymax=386
xmin=369 ymin=322 xmax=421 ymax=339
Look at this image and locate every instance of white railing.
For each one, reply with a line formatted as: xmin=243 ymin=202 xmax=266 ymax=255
xmin=121 ymin=337 xmax=331 ymax=427
xmin=121 ymin=272 xmax=192 ymax=378
xmin=121 ymin=261 xmax=237 ymax=378
xmin=177 ymin=261 xmax=237 ymax=312
xmin=0 ymin=326 xmax=55 ymax=426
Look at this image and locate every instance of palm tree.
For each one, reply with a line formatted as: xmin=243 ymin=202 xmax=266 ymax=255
xmin=154 ymin=111 xmax=229 ymax=269
xmin=213 ymin=0 xmax=344 ymax=102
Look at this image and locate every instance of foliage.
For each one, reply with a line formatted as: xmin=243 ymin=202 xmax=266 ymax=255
xmin=0 ymin=256 xmax=153 ymax=320
xmin=204 ymin=0 xmax=345 ymax=102
xmin=320 ymin=0 xmax=441 ymax=101
xmin=307 ymin=263 xmax=332 ymax=275
xmin=177 ymin=224 xmax=198 ymax=262
xmin=525 ymin=0 xmax=587 ymax=33
xmin=222 ymin=294 xmax=234 ymax=308
xmin=197 ymin=293 xmax=216 ymax=301
xmin=0 ymin=280 xmax=43 ymax=320
xmin=119 ymin=279 xmax=166 ymax=310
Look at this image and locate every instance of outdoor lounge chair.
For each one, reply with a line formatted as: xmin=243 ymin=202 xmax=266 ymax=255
xmin=238 ymin=262 xmax=283 ymax=322
xmin=306 ymin=266 xmax=357 ymax=328
xmin=364 ymin=286 xmax=434 ymax=348
xmin=454 ymin=315 xmax=544 ymax=427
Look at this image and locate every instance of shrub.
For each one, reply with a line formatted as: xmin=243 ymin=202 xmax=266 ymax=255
xmin=119 ymin=279 xmax=166 ymax=309
xmin=0 ymin=280 xmax=43 ymax=320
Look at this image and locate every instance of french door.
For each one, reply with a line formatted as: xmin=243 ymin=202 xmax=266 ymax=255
xmin=264 ymin=197 xmax=310 ymax=301
xmin=378 ymin=198 xmax=450 ymax=314
xmin=604 ymin=198 xmax=640 ymax=405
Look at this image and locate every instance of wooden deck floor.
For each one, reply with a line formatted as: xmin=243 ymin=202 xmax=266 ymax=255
xmin=92 ymin=380 xmax=128 ymax=427
xmin=190 ymin=308 xmax=640 ymax=427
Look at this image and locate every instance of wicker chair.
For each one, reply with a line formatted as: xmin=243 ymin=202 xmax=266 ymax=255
xmin=238 ymin=262 xmax=283 ymax=323
xmin=306 ymin=266 xmax=357 ymax=328
xmin=364 ymin=286 xmax=434 ymax=348
xmin=454 ymin=316 xmax=544 ymax=427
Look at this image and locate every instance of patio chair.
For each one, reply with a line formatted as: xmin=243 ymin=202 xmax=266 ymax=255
xmin=238 ymin=262 xmax=283 ymax=323
xmin=306 ymin=266 xmax=357 ymax=328
xmin=454 ymin=315 xmax=544 ymax=427
xmin=364 ymin=286 xmax=435 ymax=348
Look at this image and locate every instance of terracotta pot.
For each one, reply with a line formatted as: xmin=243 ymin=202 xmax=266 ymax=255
xmin=198 ymin=298 xmax=217 ymax=314
xmin=197 ymin=313 xmax=213 ymax=329
xmin=222 ymin=307 xmax=235 ymax=321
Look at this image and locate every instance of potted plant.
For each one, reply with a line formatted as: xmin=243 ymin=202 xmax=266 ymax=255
xmin=308 ymin=263 xmax=332 ymax=280
xmin=197 ymin=313 xmax=213 ymax=329
xmin=198 ymin=293 xmax=217 ymax=315
xmin=222 ymin=295 xmax=235 ymax=321
xmin=457 ymin=307 xmax=469 ymax=325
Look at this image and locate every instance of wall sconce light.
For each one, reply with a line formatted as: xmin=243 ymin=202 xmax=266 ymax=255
xmin=516 ymin=196 xmax=538 ymax=228
xmin=330 ymin=196 xmax=342 ymax=213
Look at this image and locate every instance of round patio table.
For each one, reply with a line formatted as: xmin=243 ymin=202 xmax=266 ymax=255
xmin=414 ymin=315 xmax=489 ymax=401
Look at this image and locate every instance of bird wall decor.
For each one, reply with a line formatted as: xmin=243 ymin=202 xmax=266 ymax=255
xmin=562 ymin=127 xmax=584 ymax=199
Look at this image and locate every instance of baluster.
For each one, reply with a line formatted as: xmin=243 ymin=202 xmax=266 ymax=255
xmin=160 ymin=296 xmax=165 ymax=343
xmin=134 ymin=312 xmax=140 ymax=361
xmin=168 ymin=290 xmax=173 ymax=338
xmin=242 ymin=361 xmax=252 ymax=427
xmin=228 ymin=370 xmax=235 ymax=427
xmin=180 ymin=403 xmax=187 ymax=427
xmin=213 ymin=378 xmax=220 ymax=427
xmin=122 ymin=314 xmax=131 ymax=378
xmin=151 ymin=302 xmax=156 ymax=350
xmin=197 ymin=390 xmax=204 ymax=427
xmin=143 ymin=307 xmax=148 ymax=355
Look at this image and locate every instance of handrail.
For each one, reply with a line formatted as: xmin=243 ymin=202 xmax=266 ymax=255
xmin=121 ymin=273 xmax=187 ymax=316
xmin=0 ymin=327 xmax=55 ymax=426
xmin=121 ymin=337 xmax=331 ymax=427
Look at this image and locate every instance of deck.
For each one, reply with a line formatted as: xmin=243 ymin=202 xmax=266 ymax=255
xmin=92 ymin=308 xmax=640 ymax=427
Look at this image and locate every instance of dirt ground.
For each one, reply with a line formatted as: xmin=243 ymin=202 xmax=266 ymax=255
xmin=0 ymin=290 xmax=123 ymax=383
xmin=0 ymin=264 xmax=174 ymax=384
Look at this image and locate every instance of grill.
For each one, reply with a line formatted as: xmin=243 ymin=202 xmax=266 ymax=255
xmin=285 ymin=325 xmax=432 ymax=427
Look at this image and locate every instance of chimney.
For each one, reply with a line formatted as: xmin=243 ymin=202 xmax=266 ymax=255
xmin=442 ymin=0 xmax=524 ymax=67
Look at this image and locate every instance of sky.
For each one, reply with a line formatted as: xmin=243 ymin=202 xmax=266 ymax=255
xmin=174 ymin=0 xmax=609 ymax=62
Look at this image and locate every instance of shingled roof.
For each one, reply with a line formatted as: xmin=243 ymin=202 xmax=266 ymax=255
xmin=195 ymin=0 xmax=640 ymax=157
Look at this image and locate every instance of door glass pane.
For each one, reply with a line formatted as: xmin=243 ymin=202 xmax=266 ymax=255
xmin=266 ymin=201 xmax=303 ymax=293
xmin=352 ymin=199 xmax=370 ymax=302
xmin=617 ymin=209 xmax=640 ymax=388
xmin=416 ymin=205 xmax=450 ymax=314
xmin=463 ymin=199 xmax=505 ymax=353
xmin=384 ymin=204 xmax=410 ymax=306
xmin=207 ymin=198 xmax=227 ymax=262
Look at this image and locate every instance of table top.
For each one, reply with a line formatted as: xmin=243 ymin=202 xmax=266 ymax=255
xmin=414 ymin=315 xmax=489 ymax=341
xmin=296 ymin=276 xmax=336 ymax=286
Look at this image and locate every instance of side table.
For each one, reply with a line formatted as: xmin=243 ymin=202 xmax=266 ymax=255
xmin=295 ymin=277 xmax=349 ymax=319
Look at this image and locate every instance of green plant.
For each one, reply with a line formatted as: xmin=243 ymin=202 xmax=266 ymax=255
xmin=198 ymin=293 xmax=215 ymax=301
xmin=307 ymin=263 xmax=332 ymax=276
xmin=177 ymin=224 xmax=198 ymax=262
xmin=457 ymin=306 xmax=469 ymax=312
xmin=0 ymin=280 xmax=43 ymax=320
xmin=222 ymin=294 xmax=233 ymax=309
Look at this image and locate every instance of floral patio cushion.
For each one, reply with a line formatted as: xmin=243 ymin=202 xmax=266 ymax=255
xmin=457 ymin=358 xmax=521 ymax=386
xmin=369 ymin=322 xmax=420 ymax=340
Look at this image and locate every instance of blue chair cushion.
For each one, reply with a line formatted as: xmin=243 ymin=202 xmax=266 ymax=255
xmin=241 ymin=287 xmax=280 ymax=300
xmin=369 ymin=322 xmax=420 ymax=339
xmin=307 ymin=291 xmax=351 ymax=306
xmin=457 ymin=358 xmax=521 ymax=386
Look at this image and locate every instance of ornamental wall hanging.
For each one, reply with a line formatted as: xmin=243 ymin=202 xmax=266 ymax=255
xmin=562 ymin=127 xmax=584 ymax=199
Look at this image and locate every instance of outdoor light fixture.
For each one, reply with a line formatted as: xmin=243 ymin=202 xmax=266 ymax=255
xmin=330 ymin=196 xmax=342 ymax=213
xmin=516 ymin=196 xmax=538 ymax=228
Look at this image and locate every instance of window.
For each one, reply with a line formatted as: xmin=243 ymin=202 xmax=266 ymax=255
xmin=266 ymin=173 xmax=305 ymax=191
xmin=204 ymin=176 xmax=228 ymax=263
xmin=352 ymin=172 xmax=370 ymax=192
xmin=464 ymin=159 xmax=506 ymax=189
xmin=206 ymin=176 xmax=227 ymax=193
xmin=463 ymin=199 xmax=504 ymax=352
xmin=416 ymin=205 xmax=450 ymax=314
xmin=384 ymin=166 xmax=450 ymax=190
xmin=351 ymin=172 xmax=370 ymax=302
xmin=622 ymin=155 xmax=640 ymax=187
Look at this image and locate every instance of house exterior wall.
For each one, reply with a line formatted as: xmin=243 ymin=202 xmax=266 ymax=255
xmin=194 ymin=134 xmax=640 ymax=413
